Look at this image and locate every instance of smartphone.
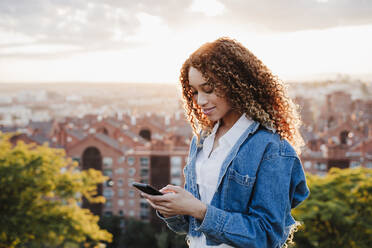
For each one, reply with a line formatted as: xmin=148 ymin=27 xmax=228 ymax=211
xmin=132 ymin=182 xmax=163 ymax=195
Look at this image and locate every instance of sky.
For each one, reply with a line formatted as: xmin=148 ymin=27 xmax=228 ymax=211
xmin=0 ymin=0 xmax=371 ymax=83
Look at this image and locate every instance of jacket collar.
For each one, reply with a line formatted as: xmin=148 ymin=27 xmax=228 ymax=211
xmin=191 ymin=120 xmax=261 ymax=191
xmin=198 ymin=120 xmax=260 ymax=149
xmin=215 ymin=120 xmax=260 ymax=190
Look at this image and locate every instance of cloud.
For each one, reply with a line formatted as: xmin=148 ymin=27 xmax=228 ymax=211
xmin=0 ymin=0 xmax=199 ymax=57
xmin=4 ymin=1 xmax=139 ymax=41
xmin=0 ymin=0 xmax=143 ymax=57
xmin=218 ymin=0 xmax=372 ymax=32
xmin=0 ymin=0 xmax=371 ymax=58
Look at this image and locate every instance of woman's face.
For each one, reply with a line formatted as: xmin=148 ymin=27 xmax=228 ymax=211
xmin=188 ymin=67 xmax=235 ymax=123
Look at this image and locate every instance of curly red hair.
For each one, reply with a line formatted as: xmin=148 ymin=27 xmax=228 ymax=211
xmin=179 ymin=37 xmax=304 ymax=153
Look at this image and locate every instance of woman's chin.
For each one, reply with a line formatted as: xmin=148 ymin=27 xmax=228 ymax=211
xmin=206 ymin=115 xmax=219 ymax=122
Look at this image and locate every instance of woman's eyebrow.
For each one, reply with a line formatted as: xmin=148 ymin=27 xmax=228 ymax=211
xmin=189 ymin=82 xmax=208 ymax=89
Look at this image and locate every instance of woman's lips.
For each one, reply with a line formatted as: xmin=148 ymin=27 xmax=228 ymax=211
xmin=202 ymin=107 xmax=215 ymax=115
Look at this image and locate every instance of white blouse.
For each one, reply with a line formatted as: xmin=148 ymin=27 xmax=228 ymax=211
xmin=189 ymin=114 xmax=253 ymax=248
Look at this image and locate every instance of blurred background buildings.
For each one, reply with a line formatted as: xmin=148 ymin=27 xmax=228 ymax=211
xmin=1 ymin=79 xmax=371 ymax=224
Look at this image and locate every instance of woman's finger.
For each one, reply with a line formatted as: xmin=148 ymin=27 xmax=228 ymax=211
xmin=162 ymin=184 xmax=182 ymax=193
xmin=145 ymin=199 xmax=157 ymax=209
xmin=145 ymin=198 xmax=173 ymax=213
xmin=142 ymin=192 xmax=170 ymax=203
xmin=158 ymin=210 xmax=172 ymax=217
xmin=152 ymin=203 xmax=171 ymax=213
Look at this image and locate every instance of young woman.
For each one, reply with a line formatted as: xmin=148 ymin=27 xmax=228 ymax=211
xmin=142 ymin=37 xmax=309 ymax=248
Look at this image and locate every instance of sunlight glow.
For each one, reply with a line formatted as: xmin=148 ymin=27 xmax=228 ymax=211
xmin=189 ymin=0 xmax=225 ymax=17
xmin=0 ymin=13 xmax=371 ymax=83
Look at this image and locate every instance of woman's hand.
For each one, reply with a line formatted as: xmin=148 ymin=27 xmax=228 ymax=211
xmin=141 ymin=184 xmax=207 ymax=221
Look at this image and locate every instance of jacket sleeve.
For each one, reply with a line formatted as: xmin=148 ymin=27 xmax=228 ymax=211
xmin=194 ymin=156 xmax=309 ymax=248
xmin=156 ymin=211 xmax=189 ymax=234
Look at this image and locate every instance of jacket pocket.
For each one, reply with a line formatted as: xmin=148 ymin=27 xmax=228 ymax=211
xmin=225 ymin=168 xmax=256 ymax=212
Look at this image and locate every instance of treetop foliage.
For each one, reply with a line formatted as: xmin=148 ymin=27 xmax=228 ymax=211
xmin=0 ymin=132 xmax=112 ymax=248
xmin=292 ymin=167 xmax=372 ymax=248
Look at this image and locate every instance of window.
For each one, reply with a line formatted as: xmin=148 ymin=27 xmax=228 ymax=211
xmin=140 ymin=178 xmax=149 ymax=184
xmin=118 ymin=156 xmax=125 ymax=164
xmin=127 ymin=157 xmax=135 ymax=166
xmin=117 ymin=179 xmax=123 ymax=187
xmin=128 ymin=178 xmax=135 ymax=187
xmin=140 ymin=201 xmax=150 ymax=220
xmin=103 ymin=169 xmax=113 ymax=177
xmin=140 ymin=157 xmax=149 ymax=167
xmin=129 ymin=190 xmax=135 ymax=198
xmin=140 ymin=201 xmax=149 ymax=209
xmin=140 ymin=210 xmax=149 ymax=220
xmin=103 ymin=189 xmax=114 ymax=199
xmin=350 ymin=161 xmax=361 ymax=168
xmin=119 ymin=218 xmax=125 ymax=228
xmin=171 ymin=156 xmax=182 ymax=177
xmin=171 ymin=156 xmax=182 ymax=186
xmin=103 ymin=157 xmax=113 ymax=167
xmin=171 ymin=178 xmax=182 ymax=186
xmin=119 ymin=210 xmax=124 ymax=216
xmin=340 ymin=130 xmax=349 ymax=145
xmin=129 ymin=200 xmax=135 ymax=206
xmin=171 ymin=163 xmax=182 ymax=177
xmin=104 ymin=211 xmax=112 ymax=216
xmin=304 ymin=161 xmax=312 ymax=169
xmin=366 ymin=162 xmax=372 ymax=169
xmin=140 ymin=168 xmax=149 ymax=177
xmin=316 ymin=162 xmax=327 ymax=171
xmin=118 ymin=199 xmax=125 ymax=206
xmin=118 ymin=189 xmax=124 ymax=197
xmin=171 ymin=156 xmax=182 ymax=166
xmin=105 ymin=200 xmax=112 ymax=208
xmin=115 ymin=167 xmax=124 ymax=174
xmin=129 ymin=168 xmax=136 ymax=176
xmin=129 ymin=210 xmax=135 ymax=216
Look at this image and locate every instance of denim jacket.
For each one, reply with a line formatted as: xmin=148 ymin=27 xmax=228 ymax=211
xmin=158 ymin=121 xmax=310 ymax=248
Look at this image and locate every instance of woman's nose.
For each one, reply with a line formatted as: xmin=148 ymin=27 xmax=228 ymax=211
xmin=197 ymin=92 xmax=208 ymax=106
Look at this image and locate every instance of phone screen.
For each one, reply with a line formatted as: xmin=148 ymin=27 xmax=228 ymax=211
xmin=132 ymin=182 xmax=163 ymax=195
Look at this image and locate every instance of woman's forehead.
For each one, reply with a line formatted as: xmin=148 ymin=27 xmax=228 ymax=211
xmin=188 ymin=67 xmax=208 ymax=87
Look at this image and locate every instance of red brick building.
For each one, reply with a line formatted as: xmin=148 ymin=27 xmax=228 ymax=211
xmin=299 ymin=91 xmax=372 ymax=175
xmin=61 ymin=113 xmax=191 ymax=222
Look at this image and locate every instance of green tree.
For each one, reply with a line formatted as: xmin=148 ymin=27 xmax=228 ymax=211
xmin=0 ymin=133 xmax=112 ymax=248
xmin=98 ymin=215 xmax=188 ymax=248
xmin=98 ymin=215 xmax=123 ymax=248
xmin=161 ymin=227 xmax=188 ymax=248
xmin=155 ymin=230 xmax=169 ymax=248
xmin=292 ymin=167 xmax=372 ymax=248
xmin=121 ymin=218 xmax=157 ymax=248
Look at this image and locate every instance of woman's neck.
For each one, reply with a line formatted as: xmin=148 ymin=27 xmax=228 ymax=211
xmin=220 ymin=110 xmax=241 ymax=131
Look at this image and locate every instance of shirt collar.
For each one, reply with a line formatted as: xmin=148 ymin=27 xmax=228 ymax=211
xmin=219 ymin=114 xmax=253 ymax=147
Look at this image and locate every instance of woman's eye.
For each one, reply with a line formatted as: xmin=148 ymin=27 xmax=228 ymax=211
xmin=202 ymin=84 xmax=213 ymax=94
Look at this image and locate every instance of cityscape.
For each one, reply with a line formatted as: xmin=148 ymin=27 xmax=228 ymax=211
xmin=1 ymin=78 xmax=371 ymax=224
